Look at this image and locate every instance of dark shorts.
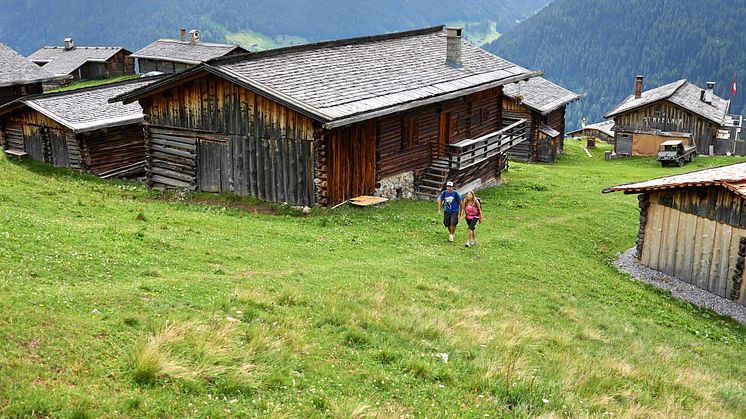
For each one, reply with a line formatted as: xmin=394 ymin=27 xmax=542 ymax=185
xmin=443 ymin=212 xmax=459 ymax=227
xmin=467 ymin=217 xmax=479 ymax=230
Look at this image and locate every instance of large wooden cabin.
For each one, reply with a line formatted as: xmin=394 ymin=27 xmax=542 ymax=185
xmin=567 ymin=120 xmax=615 ymax=144
xmin=28 ymin=38 xmax=134 ymax=82
xmin=131 ymin=29 xmax=247 ymax=75
xmin=502 ymin=77 xmax=581 ymax=163
xmin=114 ymin=26 xmax=542 ymax=207
xmin=0 ymin=43 xmax=66 ymax=106
xmin=0 ymin=78 xmax=157 ymax=176
xmin=604 ymin=163 xmax=746 ymax=306
xmin=606 ymin=76 xmax=742 ymax=156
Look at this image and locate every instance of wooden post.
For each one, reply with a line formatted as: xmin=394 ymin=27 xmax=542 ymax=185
xmin=636 ymin=193 xmax=650 ymax=259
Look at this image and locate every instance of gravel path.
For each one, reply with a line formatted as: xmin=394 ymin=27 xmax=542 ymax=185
xmin=615 ymin=248 xmax=746 ymax=325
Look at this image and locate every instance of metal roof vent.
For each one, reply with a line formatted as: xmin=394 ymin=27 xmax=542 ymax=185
xmin=704 ymin=81 xmax=715 ymax=104
xmin=64 ymin=38 xmax=74 ymax=51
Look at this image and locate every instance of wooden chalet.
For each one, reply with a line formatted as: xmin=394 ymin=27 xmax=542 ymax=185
xmin=28 ymin=38 xmax=134 ymax=82
xmin=502 ymin=77 xmax=582 ymax=163
xmin=567 ymin=120 xmax=615 ymax=144
xmin=131 ymin=29 xmax=247 ymax=75
xmin=604 ymin=163 xmax=746 ymax=306
xmin=606 ymin=76 xmax=742 ymax=156
xmin=0 ymin=78 xmax=156 ymax=176
xmin=0 ymin=43 xmax=66 ymax=106
xmin=113 ymin=26 xmax=543 ymax=207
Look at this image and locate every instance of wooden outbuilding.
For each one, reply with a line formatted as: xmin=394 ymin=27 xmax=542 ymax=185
xmin=604 ymin=163 xmax=746 ymax=306
xmin=131 ymin=29 xmax=247 ymax=75
xmin=567 ymin=120 xmax=615 ymax=144
xmin=0 ymin=43 xmax=66 ymax=106
xmin=113 ymin=26 xmax=544 ymax=207
xmin=0 ymin=77 xmax=157 ymax=176
xmin=502 ymin=77 xmax=582 ymax=163
xmin=28 ymin=39 xmax=134 ymax=83
xmin=606 ymin=76 xmax=742 ymax=156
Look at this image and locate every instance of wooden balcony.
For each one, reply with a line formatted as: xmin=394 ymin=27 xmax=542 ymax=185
xmin=446 ymin=118 xmax=528 ymax=171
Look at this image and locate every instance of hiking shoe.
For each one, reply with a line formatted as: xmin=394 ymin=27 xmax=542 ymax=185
xmin=448 ymin=234 xmax=454 ymax=242
xmin=471 ymin=240 xmax=477 ymax=246
xmin=465 ymin=242 xmax=470 ymax=248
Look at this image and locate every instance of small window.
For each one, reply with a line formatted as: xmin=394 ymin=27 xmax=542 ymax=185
xmin=402 ymin=115 xmax=419 ymax=149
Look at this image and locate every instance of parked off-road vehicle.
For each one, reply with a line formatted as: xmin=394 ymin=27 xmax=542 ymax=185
xmin=657 ymin=140 xmax=696 ymax=167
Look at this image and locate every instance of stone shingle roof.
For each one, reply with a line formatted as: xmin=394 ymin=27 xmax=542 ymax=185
xmin=503 ymin=77 xmax=582 ymax=115
xmin=603 ymin=161 xmax=746 ymax=197
xmin=116 ymin=26 xmax=541 ymax=128
xmin=28 ymin=46 xmax=129 ymax=77
xmin=130 ymin=39 xmax=245 ymax=65
xmin=605 ymin=79 xmax=731 ymax=126
xmin=0 ymin=77 xmax=157 ymax=132
xmin=0 ymin=43 xmax=66 ymax=87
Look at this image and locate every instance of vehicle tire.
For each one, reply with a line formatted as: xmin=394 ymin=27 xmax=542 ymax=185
xmin=691 ymin=153 xmax=697 ymax=162
xmin=677 ymin=159 xmax=685 ymax=167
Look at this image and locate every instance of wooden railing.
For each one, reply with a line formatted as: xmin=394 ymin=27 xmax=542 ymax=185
xmin=447 ymin=119 xmax=527 ymax=170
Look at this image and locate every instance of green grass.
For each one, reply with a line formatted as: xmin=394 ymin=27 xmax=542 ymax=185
xmin=1 ymin=140 xmax=745 ymax=417
xmin=47 ymin=75 xmax=139 ymax=93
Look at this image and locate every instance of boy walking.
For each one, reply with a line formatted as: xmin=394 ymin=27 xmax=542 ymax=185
xmin=437 ymin=181 xmax=462 ymax=242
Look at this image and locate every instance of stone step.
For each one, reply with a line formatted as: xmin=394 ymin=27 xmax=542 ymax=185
xmin=416 ymin=185 xmax=441 ymax=195
xmin=415 ymin=192 xmax=437 ymax=200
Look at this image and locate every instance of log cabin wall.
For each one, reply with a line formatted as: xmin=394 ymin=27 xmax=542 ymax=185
xmin=140 ymin=74 xmax=317 ymax=206
xmin=0 ymin=83 xmax=43 ymax=106
xmin=138 ymin=59 xmax=192 ymax=75
xmin=0 ymin=108 xmax=79 ymax=168
xmin=376 ymin=87 xmax=502 ymax=179
xmin=545 ymin=107 xmax=566 ymax=156
xmin=640 ymin=188 xmax=746 ymax=305
xmin=613 ymin=100 xmax=720 ymax=155
xmin=79 ymin=124 xmax=145 ymax=175
xmin=319 ymin=120 xmax=377 ymax=206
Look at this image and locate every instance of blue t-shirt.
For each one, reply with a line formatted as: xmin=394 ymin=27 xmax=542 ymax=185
xmin=439 ymin=190 xmax=462 ymax=213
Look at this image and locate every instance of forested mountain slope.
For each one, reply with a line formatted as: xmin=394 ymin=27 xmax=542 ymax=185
xmin=487 ymin=0 xmax=746 ymax=130
xmin=0 ymin=0 xmax=549 ymax=54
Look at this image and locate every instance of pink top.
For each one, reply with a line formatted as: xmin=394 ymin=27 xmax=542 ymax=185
xmin=465 ymin=203 xmax=479 ymax=220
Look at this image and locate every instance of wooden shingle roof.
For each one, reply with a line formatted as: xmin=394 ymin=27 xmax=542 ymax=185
xmin=603 ymin=161 xmax=746 ymax=197
xmin=114 ymin=26 xmax=542 ymax=129
xmin=0 ymin=77 xmax=158 ymax=132
xmin=28 ymin=46 xmax=130 ymax=77
xmin=567 ymin=120 xmax=615 ymax=137
xmin=605 ymin=79 xmax=731 ymax=126
xmin=130 ymin=39 xmax=245 ymax=65
xmin=0 ymin=43 xmax=66 ymax=87
xmin=503 ymin=77 xmax=582 ymax=115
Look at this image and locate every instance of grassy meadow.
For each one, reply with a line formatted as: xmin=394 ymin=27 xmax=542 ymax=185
xmin=47 ymin=75 xmax=139 ymax=93
xmin=1 ymin=141 xmax=745 ymax=417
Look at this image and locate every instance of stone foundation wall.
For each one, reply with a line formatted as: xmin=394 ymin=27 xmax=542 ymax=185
xmin=375 ymin=171 xmax=415 ymax=200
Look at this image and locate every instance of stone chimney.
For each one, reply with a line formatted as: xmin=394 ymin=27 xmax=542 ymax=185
xmin=64 ymin=38 xmax=74 ymax=51
xmin=704 ymin=81 xmax=715 ymax=104
xmin=189 ymin=29 xmax=201 ymax=44
xmin=180 ymin=28 xmax=187 ymax=42
xmin=635 ymin=75 xmax=643 ymax=99
xmin=446 ymin=27 xmax=462 ymax=67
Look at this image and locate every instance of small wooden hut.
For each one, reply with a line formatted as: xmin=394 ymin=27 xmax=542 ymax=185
xmin=604 ymin=162 xmax=746 ymax=306
xmin=567 ymin=120 xmax=615 ymax=144
xmin=502 ymin=77 xmax=582 ymax=163
xmin=113 ymin=26 xmax=543 ymax=207
xmin=605 ymin=76 xmax=741 ymax=156
xmin=131 ymin=30 xmax=246 ymax=75
xmin=0 ymin=77 xmax=157 ymax=176
xmin=0 ymin=43 xmax=66 ymax=106
xmin=28 ymin=39 xmax=134 ymax=83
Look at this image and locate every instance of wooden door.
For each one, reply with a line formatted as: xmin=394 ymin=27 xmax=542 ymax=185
xmin=48 ymin=128 xmax=70 ymax=168
xmin=23 ymin=126 xmax=45 ymax=161
xmin=437 ymin=112 xmax=452 ymax=159
xmin=327 ymin=121 xmax=377 ymax=206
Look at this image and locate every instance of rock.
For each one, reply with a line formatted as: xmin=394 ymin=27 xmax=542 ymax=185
xmin=302 ymin=206 xmax=311 ymax=215
xmin=91 ymin=308 xmax=101 ymax=315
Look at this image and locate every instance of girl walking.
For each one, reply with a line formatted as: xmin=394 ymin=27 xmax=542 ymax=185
xmin=461 ymin=191 xmax=483 ymax=247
